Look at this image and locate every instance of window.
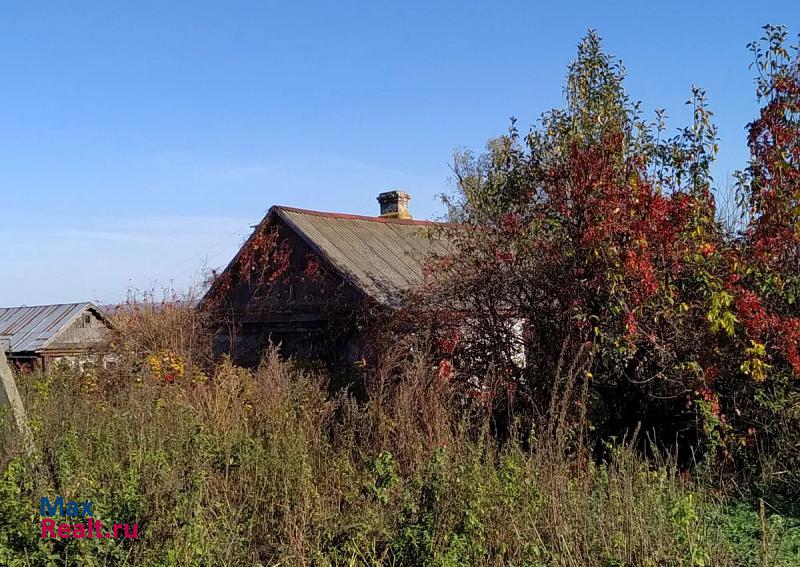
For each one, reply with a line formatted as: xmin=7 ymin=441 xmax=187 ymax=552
xmin=83 ymin=314 xmax=92 ymax=326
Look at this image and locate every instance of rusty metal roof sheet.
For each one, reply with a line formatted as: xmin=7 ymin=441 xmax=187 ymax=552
xmin=274 ymin=207 xmax=452 ymax=307
xmin=0 ymin=303 xmax=99 ymax=354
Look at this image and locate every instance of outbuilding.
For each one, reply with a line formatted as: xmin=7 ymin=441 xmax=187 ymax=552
xmin=0 ymin=302 xmax=112 ymax=370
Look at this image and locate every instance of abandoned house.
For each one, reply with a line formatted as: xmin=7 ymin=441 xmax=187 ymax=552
xmin=202 ymin=191 xmax=451 ymax=366
xmin=0 ymin=302 xmax=112 ymax=370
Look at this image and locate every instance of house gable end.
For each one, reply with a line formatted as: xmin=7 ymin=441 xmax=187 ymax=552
xmin=41 ymin=306 xmax=110 ymax=354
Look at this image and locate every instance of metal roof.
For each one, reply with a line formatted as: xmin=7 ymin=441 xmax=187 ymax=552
xmin=0 ymin=303 xmax=100 ymax=354
xmin=275 ymin=207 xmax=453 ymax=307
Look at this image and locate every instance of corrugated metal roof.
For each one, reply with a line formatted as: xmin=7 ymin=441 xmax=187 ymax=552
xmin=274 ymin=207 xmax=452 ymax=306
xmin=0 ymin=303 xmax=98 ymax=354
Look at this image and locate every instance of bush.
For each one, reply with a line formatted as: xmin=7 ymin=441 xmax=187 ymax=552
xmin=398 ymin=27 xmax=800 ymax=503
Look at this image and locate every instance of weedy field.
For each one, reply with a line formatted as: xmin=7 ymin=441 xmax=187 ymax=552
xmin=1 ymin=320 xmax=798 ymax=565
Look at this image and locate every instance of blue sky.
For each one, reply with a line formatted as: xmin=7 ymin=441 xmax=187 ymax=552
xmin=1 ymin=1 xmax=798 ymax=305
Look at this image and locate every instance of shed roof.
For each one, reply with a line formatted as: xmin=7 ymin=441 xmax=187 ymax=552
xmin=0 ymin=303 xmax=104 ymax=354
xmin=273 ymin=207 xmax=451 ymax=306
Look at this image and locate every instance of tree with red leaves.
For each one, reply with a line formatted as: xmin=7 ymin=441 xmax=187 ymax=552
xmin=732 ymin=25 xmax=800 ymax=499
xmin=403 ymin=28 xmax=800 ymax=501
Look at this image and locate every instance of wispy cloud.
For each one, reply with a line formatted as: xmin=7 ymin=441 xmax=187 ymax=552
xmin=0 ymin=214 xmax=254 ymax=306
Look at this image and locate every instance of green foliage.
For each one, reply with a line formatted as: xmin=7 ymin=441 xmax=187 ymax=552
xmin=714 ymin=502 xmax=800 ymax=566
xmin=367 ymin=451 xmax=399 ymax=505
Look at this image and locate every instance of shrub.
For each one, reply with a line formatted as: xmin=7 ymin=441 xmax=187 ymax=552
xmin=398 ymin=28 xmax=800 ymax=503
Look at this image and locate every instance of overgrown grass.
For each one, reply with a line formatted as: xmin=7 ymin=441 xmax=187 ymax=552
xmin=2 ymin=347 xmax=798 ymax=566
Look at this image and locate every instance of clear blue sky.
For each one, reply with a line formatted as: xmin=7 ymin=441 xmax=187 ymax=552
xmin=1 ymin=1 xmax=798 ymax=306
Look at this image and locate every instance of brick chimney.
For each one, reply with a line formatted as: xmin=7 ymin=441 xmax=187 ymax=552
xmin=377 ymin=191 xmax=412 ymax=219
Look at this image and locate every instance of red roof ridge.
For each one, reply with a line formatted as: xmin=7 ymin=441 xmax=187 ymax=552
xmin=272 ymin=205 xmax=445 ymax=226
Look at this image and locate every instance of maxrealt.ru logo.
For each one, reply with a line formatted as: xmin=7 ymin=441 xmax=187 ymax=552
xmin=40 ymin=496 xmax=139 ymax=540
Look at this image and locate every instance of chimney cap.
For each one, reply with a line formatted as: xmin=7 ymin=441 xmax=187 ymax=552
xmin=377 ymin=190 xmax=411 ymax=201
xmin=377 ymin=191 xmax=412 ymax=219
